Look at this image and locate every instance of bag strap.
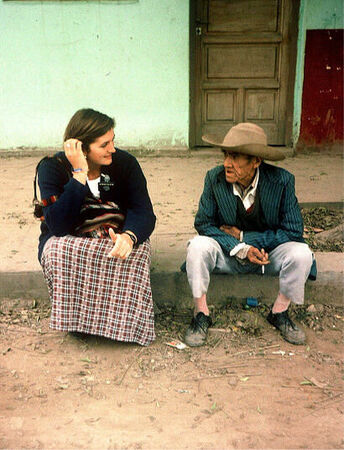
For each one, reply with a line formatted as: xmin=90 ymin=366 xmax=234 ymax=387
xmin=33 ymin=156 xmax=49 ymax=204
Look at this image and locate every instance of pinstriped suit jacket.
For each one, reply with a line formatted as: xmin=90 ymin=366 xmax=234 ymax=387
xmin=195 ymin=161 xmax=317 ymax=279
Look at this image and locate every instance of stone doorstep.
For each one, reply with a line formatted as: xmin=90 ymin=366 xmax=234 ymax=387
xmin=0 ymin=252 xmax=343 ymax=308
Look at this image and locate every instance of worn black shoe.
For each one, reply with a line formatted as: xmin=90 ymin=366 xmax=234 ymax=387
xmin=267 ymin=309 xmax=306 ymax=345
xmin=184 ymin=312 xmax=213 ymax=347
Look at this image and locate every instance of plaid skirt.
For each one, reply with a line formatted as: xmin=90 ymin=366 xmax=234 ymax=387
xmin=41 ymin=235 xmax=155 ymax=346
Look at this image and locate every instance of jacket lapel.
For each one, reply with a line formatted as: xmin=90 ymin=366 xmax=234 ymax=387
xmin=214 ymin=170 xmax=237 ymax=223
xmin=258 ymin=165 xmax=283 ymax=227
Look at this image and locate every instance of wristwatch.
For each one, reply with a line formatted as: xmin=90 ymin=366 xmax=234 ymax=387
xmin=123 ymin=231 xmax=137 ymax=245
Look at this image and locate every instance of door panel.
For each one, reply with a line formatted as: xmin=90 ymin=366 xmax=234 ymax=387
xmin=191 ymin=0 xmax=298 ymax=146
xmin=245 ymin=90 xmax=276 ymax=120
xmin=207 ymin=45 xmax=278 ymax=79
xmin=208 ymin=0 xmax=279 ymax=33
xmin=206 ymin=91 xmax=236 ymax=121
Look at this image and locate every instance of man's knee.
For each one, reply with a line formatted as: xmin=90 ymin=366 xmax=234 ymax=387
xmin=187 ymin=235 xmax=218 ymax=255
xmin=283 ymin=242 xmax=312 ymax=270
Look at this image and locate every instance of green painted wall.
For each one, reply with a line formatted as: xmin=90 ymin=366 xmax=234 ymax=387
xmin=293 ymin=0 xmax=343 ymax=145
xmin=3 ymin=0 xmax=342 ymax=150
xmin=0 ymin=0 xmax=189 ymax=149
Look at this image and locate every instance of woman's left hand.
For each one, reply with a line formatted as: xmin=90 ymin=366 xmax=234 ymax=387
xmin=107 ymin=228 xmax=133 ymax=259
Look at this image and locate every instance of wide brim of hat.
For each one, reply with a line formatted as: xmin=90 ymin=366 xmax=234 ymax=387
xmin=202 ymin=134 xmax=285 ymax=161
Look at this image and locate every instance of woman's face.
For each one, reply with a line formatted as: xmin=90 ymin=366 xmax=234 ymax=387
xmin=87 ymin=128 xmax=115 ymax=167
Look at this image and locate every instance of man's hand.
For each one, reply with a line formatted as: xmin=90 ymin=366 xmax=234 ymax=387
xmin=107 ymin=228 xmax=133 ymax=259
xmin=247 ymin=247 xmax=270 ymax=266
xmin=220 ymin=225 xmax=241 ymax=240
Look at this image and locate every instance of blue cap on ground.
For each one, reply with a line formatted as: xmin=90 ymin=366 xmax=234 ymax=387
xmin=246 ymin=297 xmax=259 ymax=307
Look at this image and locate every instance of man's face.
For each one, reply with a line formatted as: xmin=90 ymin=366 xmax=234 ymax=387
xmin=223 ymin=150 xmax=261 ymax=187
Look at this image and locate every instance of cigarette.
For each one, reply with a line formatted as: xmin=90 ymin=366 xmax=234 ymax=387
xmin=262 ymin=265 xmax=265 ymax=275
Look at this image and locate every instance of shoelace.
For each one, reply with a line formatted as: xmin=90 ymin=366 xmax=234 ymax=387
xmin=279 ymin=311 xmax=297 ymax=330
xmin=191 ymin=315 xmax=209 ymax=332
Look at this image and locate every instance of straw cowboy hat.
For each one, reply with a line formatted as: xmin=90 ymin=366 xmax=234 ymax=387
xmin=202 ymin=123 xmax=285 ymax=161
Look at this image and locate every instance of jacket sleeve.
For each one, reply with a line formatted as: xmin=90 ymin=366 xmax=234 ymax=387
xmin=243 ymin=174 xmax=304 ymax=252
xmin=194 ymin=171 xmax=240 ymax=255
xmin=121 ymin=157 xmax=156 ymax=243
xmin=38 ymin=157 xmax=88 ymax=236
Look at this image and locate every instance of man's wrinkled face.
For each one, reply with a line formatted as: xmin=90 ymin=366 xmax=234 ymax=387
xmin=222 ymin=150 xmax=261 ymax=187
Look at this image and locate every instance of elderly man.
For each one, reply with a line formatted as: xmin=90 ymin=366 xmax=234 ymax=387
xmin=184 ymin=123 xmax=316 ymax=347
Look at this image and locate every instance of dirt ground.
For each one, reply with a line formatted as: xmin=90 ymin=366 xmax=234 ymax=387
xmin=0 ymin=150 xmax=343 ymax=449
xmin=0 ymin=298 xmax=343 ymax=449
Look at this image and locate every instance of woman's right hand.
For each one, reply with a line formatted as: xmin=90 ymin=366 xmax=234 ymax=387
xmin=64 ymin=139 xmax=88 ymax=173
xmin=107 ymin=228 xmax=134 ymax=259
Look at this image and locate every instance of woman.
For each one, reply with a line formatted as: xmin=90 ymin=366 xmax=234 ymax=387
xmin=37 ymin=108 xmax=156 ymax=346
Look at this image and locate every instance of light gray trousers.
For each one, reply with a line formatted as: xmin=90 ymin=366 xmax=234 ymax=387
xmin=186 ymin=236 xmax=313 ymax=305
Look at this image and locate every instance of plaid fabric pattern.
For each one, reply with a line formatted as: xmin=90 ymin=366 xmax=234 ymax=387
xmin=41 ymin=235 xmax=155 ymax=346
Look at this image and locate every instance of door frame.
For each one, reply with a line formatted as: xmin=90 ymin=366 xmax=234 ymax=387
xmin=189 ymin=0 xmax=300 ymax=148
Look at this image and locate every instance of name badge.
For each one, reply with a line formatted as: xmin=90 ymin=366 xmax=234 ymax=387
xmin=98 ymin=174 xmax=115 ymax=192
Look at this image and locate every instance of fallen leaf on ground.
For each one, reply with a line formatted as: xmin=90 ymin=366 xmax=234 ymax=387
xmin=300 ymin=379 xmax=314 ymax=386
xmin=308 ymin=377 xmax=328 ymax=389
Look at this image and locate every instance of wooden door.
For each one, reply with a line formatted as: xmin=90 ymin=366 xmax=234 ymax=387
xmin=190 ymin=0 xmax=299 ymax=147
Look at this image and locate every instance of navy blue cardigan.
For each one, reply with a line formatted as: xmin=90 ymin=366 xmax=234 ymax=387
xmin=37 ymin=149 xmax=156 ymax=262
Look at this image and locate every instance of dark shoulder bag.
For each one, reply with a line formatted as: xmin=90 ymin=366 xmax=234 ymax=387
xmin=33 ymin=155 xmax=71 ymax=220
